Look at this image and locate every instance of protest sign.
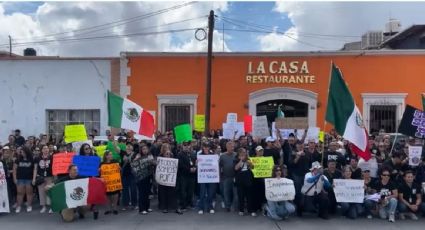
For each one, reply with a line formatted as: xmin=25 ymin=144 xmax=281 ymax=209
xmin=72 ymin=156 xmax=101 ymax=176
xmin=226 ymin=113 xmax=238 ymax=123
xmin=333 ymin=179 xmax=365 ymax=203
xmin=275 ymin=117 xmax=308 ymax=129
xmin=64 ymin=124 xmax=88 ymax=143
xmin=252 ymin=115 xmax=270 ymax=139
xmin=0 ymin=162 xmax=9 ymax=213
xmin=408 ymin=145 xmax=423 ymax=166
xmin=271 ymin=122 xmax=294 ymax=139
xmin=174 ymin=124 xmax=193 ymax=144
xmin=319 ymin=131 xmax=325 ymax=142
xmin=197 ymin=155 xmax=219 ymax=183
xmin=94 ymin=145 xmax=107 ymax=159
xmin=296 ymin=127 xmax=320 ymax=143
xmin=100 ymin=163 xmax=122 ymax=192
xmin=265 ymin=178 xmax=295 ymax=201
xmin=244 ymin=115 xmax=253 ymax=133
xmin=93 ymin=136 xmax=109 ymax=141
xmin=194 ymin=115 xmax=205 ymax=132
xmin=251 ymin=157 xmax=274 ymax=178
xmin=72 ymin=140 xmax=93 ymax=153
xmin=275 ymin=118 xmax=285 ymax=129
xmin=155 ymin=157 xmax=178 ymax=187
xmin=222 ymin=122 xmax=245 ymax=139
xmin=398 ymin=105 xmax=425 ymax=138
xmin=131 ymin=157 xmax=154 ymax=181
xmin=52 ymin=152 xmax=76 ymax=175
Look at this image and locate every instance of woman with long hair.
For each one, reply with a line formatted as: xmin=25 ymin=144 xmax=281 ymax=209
xmin=34 ymin=145 xmax=53 ymax=213
xmin=234 ymin=147 xmax=255 ymax=216
xmin=13 ymin=146 xmax=36 ymax=213
xmin=100 ymin=151 xmax=121 ymax=215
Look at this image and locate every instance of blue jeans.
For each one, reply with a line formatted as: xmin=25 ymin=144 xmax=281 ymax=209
xmin=266 ymin=201 xmax=296 ymax=220
xmin=220 ymin=178 xmax=235 ymax=209
xmin=379 ymin=198 xmax=398 ymax=218
xmin=340 ymin=202 xmax=363 ymax=219
xmin=398 ymin=202 xmax=420 ymax=213
xmin=364 ymin=199 xmax=376 ymax=216
xmin=198 ymin=183 xmax=217 ymax=211
xmin=121 ymin=174 xmax=138 ymax=207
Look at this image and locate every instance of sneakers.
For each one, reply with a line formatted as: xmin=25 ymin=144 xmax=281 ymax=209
xmin=409 ymin=213 xmax=419 ymax=220
xmin=147 ymin=208 xmax=153 ymax=212
xmin=238 ymin=212 xmax=244 ymax=216
xmin=378 ymin=209 xmax=387 ymax=219
xmin=399 ymin=213 xmax=405 ymax=220
xmin=209 ymin=209 xmax=215 ymax=214
xmin=15 ymin=206 xmax=21 ymax=213
xmin=198 ymin=210 xmax=204 ymax=215
xmin=251 ymin=212 xmax=257 ymax=217
xmin=366 ymin=215 xmax=372 ymax=219
xmin=26 ymin=206 xmax=32 ymax=213
xmin=48 ymin=209 xmax=53 ymax=214
xmin=40 ymin=206 xmax=47 ymax=213
xmin=140 ymin=211 xmax=148 ymax=215
xmin=221 ymin=201 xmax=225 ymax=209
xmin=389 ymin=213 xmax=395 ymax=223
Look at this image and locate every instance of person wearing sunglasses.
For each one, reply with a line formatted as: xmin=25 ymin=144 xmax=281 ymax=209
xmin=371 ymin=168 xmax=398 ymax=222
xmin=264 ymin=165 xmax=295 ymax=220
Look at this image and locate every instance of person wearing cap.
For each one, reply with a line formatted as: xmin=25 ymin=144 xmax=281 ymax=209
xmin=323 ymin=141 xmax=345 ymax=170
xmin=177 ymin=141 xmax=197 ymax=211
xmin=197 ymin=142 xmax=218 ymax=214
xmin=264 ymin=137 xmax=281 ymax=165
xmin=251 ymin=145 xmax=267 ymax=214
xmin=219 ymin=141 xmax=237 ymax=212
xmin=300 ymin=161 xmax=330 ymax=219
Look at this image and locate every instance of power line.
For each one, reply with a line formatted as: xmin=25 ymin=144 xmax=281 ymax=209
xmin=12 ymin=1 xmax=198 ymax=41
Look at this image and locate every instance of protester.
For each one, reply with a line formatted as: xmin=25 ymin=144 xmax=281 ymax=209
xmin=100 ymin=151 xmax=121 ymax=215
xmin=370 ymin=168 xmax=398 ymax=222
xmin=398 ymin=170 xmax=421 ymax=220
xmin=1 ymin=146 xmax=16 ymax=207
xmin=348 ymin=157 xmax=362 ymax=179
xmin=14 ymin=129 xmax=26 ymax=147
xmin=79 ymin=143 xmax=95 ymax=156
xmin=323 ymin=160 xmax=342 ymax=214
xmin=157 ymin=148 xmax=182 ymax=214
xmin=300 ymin=161 xmax=330 ymax=219
xmin=219 ymin=141 xmax=237 ymax=212
xmin=197 ymin=143 xmax=217 ymax=214
xmin=264 ymin=137 xmax=281 ymax=165
xmin=338 ymin=166 xmax=363 ymax=219
xmin=234 ymin=147 xmax=255 ymax=216
xmin=251 ymin=145 xmax=266 ymax=213
xmin=34 ymin=145 xmax=53 ymax=214
xmin=13 ymin=146 xmax=36 ymax=213
xmin=264 ymin=165 xmax=296 ymax=220
xmin=132 ymin=145 xmax=155 ymax=215
xmin=362 ymin=167 xmax=376 ymax=219
xmin=120 ymin=143 xmax=138 ymax=211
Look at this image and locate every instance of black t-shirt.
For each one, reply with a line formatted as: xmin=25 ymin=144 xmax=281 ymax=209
xmin=398 ymin=182 xmax=421 ymax=205
xmin=234 ymin=159 xmax=253 ymax=186
xmin=264 ymin=148 xmax=280 ymax=165
xmin=323 ymin=151 xmax=345 ymax=170
xmin=372 ymin=180 xmax=397 ymax=197
xmin=15 ymin=158 xmax=34 ymax=180
xmin=323 ymin=169 xmax=342 ymax=185
xmin=351 ymin=168 xmax=362 ymax=180
xmin=35 ymin=157 xmax=53 ymax=177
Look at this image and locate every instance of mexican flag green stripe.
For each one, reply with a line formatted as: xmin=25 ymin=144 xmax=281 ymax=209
xmin=108 ymin=91 xmax=124 ymax=128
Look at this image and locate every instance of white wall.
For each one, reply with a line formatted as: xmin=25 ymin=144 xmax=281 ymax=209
xmin=0 ymin=59 xmax=111 ymax=143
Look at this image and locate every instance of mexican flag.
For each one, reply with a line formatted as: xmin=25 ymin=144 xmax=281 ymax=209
xmin=48 ymin=178 xmax=107 ymax=212
xmin=108 ymin=91 xmax=155 ymax=137
xmin=277 ymin=105 xmax=285 ymax=118
xmin=325 ymin=63 xmax=370 ymax=160
xmin=422 ymin=93 xmax=425 ymax=111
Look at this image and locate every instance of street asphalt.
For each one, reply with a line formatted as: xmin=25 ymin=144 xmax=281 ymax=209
xmin=2 ymin=204 xmax=425 ymax=230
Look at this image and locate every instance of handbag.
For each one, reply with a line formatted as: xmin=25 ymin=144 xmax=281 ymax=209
xmin=35 ymin=175 xmax=45 ymax=186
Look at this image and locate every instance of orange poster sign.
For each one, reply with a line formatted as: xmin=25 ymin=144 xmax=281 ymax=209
xmin=100 ymin=163 xmax=122 ymax=192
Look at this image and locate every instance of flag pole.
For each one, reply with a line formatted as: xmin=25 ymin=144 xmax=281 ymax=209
xmin=389 ymin=133 xmax=399 ymax=157
xmin=322 ymin=61 xmax=334 ymax=166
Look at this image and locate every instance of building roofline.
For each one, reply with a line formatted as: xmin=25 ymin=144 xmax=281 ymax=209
xmin=380 ymin=24 xmax=424 ymax=47
xmin=121 ymin=49 xmax=425 ymax=57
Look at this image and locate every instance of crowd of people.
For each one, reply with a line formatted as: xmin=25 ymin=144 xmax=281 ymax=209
xmin=1 ymin=128 xmax=425 ymax=223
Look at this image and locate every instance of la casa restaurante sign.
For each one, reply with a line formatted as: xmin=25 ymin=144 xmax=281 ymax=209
xmin=246 ymin=60 xmax=316 ymax=84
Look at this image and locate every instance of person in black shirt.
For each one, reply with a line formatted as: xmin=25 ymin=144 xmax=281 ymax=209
xmin=120 ymin=143 xmax=138 ymax=211
xmin=234 ymin=148 xmax=255 ymax=216
xmin=290 ymin=140 xmax=311 ymax=216
xmin=177 ymin=141 xmax=197 ymax=211
xmin=34 ymin=145 xmax=53 ymax=214
xmin=371 ymin=168 xmax=398 ymax=222
xmin=398 ymin=171 xmax=421 ymax=220
xmin=13 ymin=146 xmax=36 ymax=213
xmin=323 ymin=141 xmax=345 ymax=170
xmin=382 ymin=151 xmax=408 ymax=183
xmin=14 ymin=129 xmax=25 ymax=147
xmin=348 ymin=157 xmax=362 ymax=179
xmin=264 ymin=137 xmax=281 ymax=165
xmin=323 ymin=160 xmax=342 ymax=214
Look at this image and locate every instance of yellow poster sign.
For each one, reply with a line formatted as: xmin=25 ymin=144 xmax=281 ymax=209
xmin=100 ymin=163 xmax=122 ymax=192
xmin=251 ymin=156 xmax=274 ymax=178
xmin=319 ymin=131 xmax=325 ymax=142
xmin=64 ymin=124 xmax=88 ymax=143
xmin=194 ymin=114 xmax=205 ymax=132
xmin=94 ymin=145 xmax=107 ymax=159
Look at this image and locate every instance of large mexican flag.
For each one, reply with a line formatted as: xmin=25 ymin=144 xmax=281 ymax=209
xmin=108 ymin=91 xmax=155 ymax=137
xmin=48 ymin=178 xmax=107 ymax=212
xmin=325 ymin=63 xmax=370 ymax=160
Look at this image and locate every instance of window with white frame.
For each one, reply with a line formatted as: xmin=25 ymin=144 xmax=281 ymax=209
xmin=47 ymin=109 xmax=100 ymax=140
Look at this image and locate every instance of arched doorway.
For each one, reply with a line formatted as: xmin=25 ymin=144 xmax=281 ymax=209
xmin=249 ymin=87 xmax=318 ymax=127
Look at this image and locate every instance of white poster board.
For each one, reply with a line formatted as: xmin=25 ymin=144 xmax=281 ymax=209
xmin=265 ymin=178 xmax=295 ymax=201
xmin=155 ymin=157 xmax=178 ymax=187
xmin=226 ymin=113 xmax=238 ymax=123
xmin=297 ymin=127 xmax=320 ymax=143
xmin=271 ymin=122 xmax=294 ymax=140
xmin=0 ymin=162 xmax=10 ymax=213
xmin=408 ymin=146 xmax=422 ymax=166
xmin=333 ymin=179 xmax=365 ymax=203
xmin=197 ymin=155 xmax=219 ymax=183
xmin=222 ymin=122 xmax=245 ymax=139
xmin=252 ymin=115 xmax=270 ymax=139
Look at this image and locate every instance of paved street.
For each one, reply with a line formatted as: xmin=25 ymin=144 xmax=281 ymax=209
xmin=2 ymin=205 xmax=425 ymax=230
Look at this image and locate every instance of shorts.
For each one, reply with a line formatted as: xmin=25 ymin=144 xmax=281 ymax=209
xmin=17 ymin=179 xmax=32 ymax=186
xmin=106 ymin=191 xmax=121 ymax=196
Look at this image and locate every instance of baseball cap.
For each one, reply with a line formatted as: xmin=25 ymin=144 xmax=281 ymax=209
xmin=265 ymin=136 xmax=276 ymax=142
xmin=255 ymin=146 xmax=264 ymax=152
xmin=2 ymin=146 xmax=10 ymax=150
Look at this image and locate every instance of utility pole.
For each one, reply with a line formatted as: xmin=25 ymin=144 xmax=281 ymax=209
xmin=8 ymin=35 xmax=12 ymax=56
xmin=204 ymin=10 xmax=214 ymax=136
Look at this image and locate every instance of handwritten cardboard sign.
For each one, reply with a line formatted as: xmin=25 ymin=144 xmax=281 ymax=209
xmin=100 ymin=163 xmax=122 ymax=192
xmin=155 ymin=157 xmax=178 ymax=187
xmin=251 ymin=157 xmax=274 ymax=178
xmin=333 ymin=179 xmax=365 ymax=203
xmin=52 ymin=152 xmax=76 ymax=175
xmin=197 ymin=155 xmax=219 ymax=183
xmin=265 ymin=178 xmax=295 ymax=201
